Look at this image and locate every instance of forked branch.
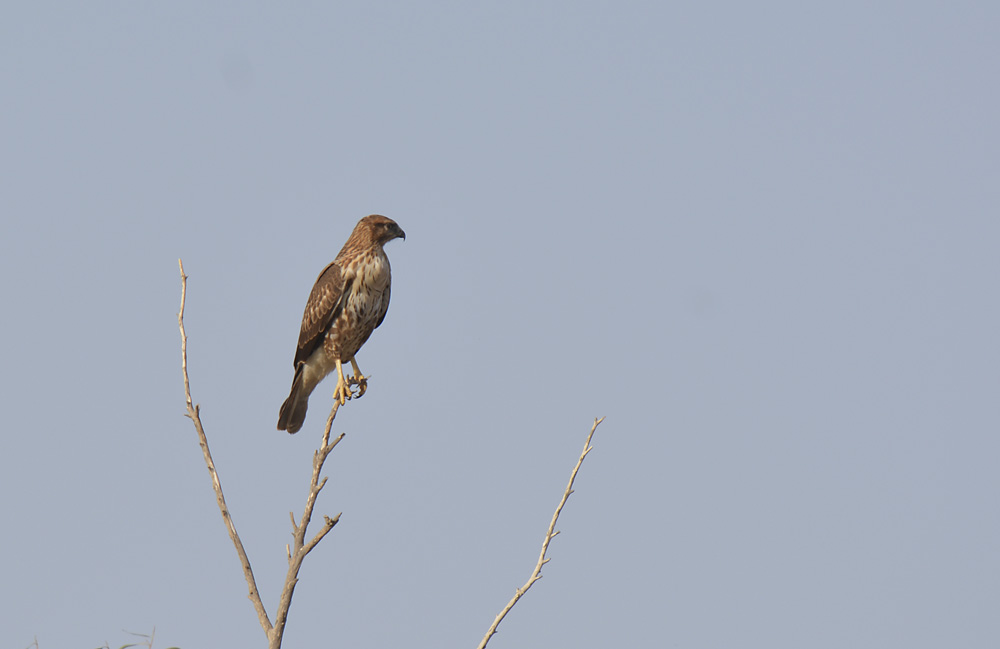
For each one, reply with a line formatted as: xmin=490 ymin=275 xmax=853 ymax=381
xmin=477 ymin=417 xmax=605 ymax=649
xmin=180 ymin=258 xmax=600 ymax=648
xmin=178 ymin=259 xmax=342 ymax=649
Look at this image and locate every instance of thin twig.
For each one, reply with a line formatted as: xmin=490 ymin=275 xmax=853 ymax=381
xmin=477 ymin=417 xmax=605 ymax=649
xmin=178 ymin=259 xmax=273 ymax=636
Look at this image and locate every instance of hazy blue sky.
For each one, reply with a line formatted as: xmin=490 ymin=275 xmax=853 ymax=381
xmin=2 ymin=2 xmax=998 ymax=648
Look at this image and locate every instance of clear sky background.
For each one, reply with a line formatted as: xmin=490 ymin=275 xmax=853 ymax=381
xmin=2 ymin=2 xmax=998 ymax=648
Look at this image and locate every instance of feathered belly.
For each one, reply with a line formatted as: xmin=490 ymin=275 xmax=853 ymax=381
xmin=324 ymin=259 xmax=390 ymax=360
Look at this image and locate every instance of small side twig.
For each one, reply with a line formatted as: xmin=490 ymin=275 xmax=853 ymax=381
xmin=118 ymin=627 xmax=156 ymax=649
xmin=477 ymin=416 xmax=605 ymax=649
xmin=178 ymin=259 xmax=273 ymax=636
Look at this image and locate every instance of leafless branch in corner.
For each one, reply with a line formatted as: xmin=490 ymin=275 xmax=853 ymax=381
xmin=178 ymin=259 xmax=341 ymax=649
xmin=477 ymin=417 xmax=605 ymax=649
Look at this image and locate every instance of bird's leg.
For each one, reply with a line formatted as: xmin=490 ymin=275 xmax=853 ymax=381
xmin=349 ymin=357 xmax=368 ymax=398
xmin=332 ymin=359 xmax=352 ymax=406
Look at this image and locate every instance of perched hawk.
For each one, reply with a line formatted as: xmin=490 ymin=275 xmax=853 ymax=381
xmin=277 ymin=214 xmax=405 ymax=434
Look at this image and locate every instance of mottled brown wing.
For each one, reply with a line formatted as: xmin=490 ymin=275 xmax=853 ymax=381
xmin=374 ymin=281 xmax=391 ymax=329
xmin=293 ymin=262 xmax=351 ymax=367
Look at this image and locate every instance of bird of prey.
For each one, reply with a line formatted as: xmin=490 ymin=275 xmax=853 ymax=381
xmin=277 ymin=214 xmax=405 ymax=434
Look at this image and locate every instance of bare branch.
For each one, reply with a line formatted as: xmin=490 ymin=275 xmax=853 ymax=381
xmin=178 ymin=259 xmax=346 ymax=649
xmin=477 ymin=417 xmax=605 ymax=649
xmin=178 ymin=259 xmax=273 ymax=635
xmin=271 ymin=400 xmax=345 ymax=646
xmin=182 ymin=258 xmax=594 ymax=649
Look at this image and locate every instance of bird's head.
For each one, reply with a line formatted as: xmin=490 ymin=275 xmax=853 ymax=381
xmin=361 ymin=214 xmax=406 ymax=246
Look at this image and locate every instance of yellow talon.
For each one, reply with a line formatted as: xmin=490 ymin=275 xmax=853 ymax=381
xmin=332 ymin=357 xmax=371 ymax=405
xmin=333 ymin=379 xmax=350 ymax=405
xmin=333 ymin=359 xmax=353 ymax=405
xmin=349 ymin=357 xmax=368 ymax=399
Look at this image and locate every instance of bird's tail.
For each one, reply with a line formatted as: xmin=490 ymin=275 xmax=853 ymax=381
xmin=277 ymin=366 xmax=308 ymax=434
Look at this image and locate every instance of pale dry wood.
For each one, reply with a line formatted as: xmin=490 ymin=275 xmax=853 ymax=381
xmin=179 ymin=259 xmax=343 ymax=649
xmin=477 ymin=417 xmax=605 ymax=649
xmin=272 ymin=401 xmax=344 ymax=645
xmin=178 ymin=259 xmax=272 ymax=636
